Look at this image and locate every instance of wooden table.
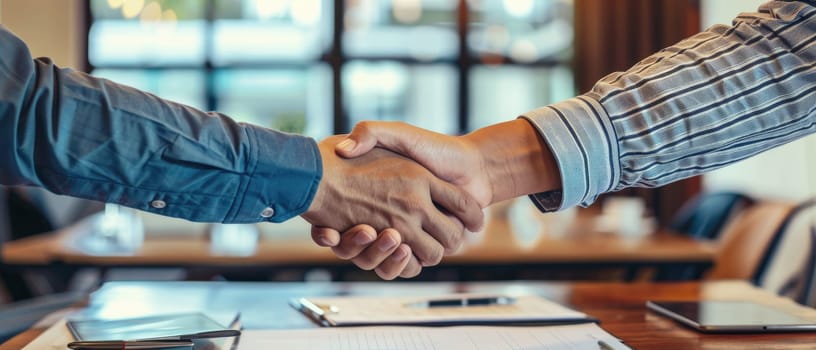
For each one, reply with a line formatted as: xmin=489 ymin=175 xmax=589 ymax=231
xmin=4 ymin=280 xmax=816 ymax=349
xmin=1 ymin=205 xmax=716 ymax=281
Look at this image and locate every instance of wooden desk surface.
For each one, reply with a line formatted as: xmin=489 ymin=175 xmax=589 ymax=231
xmin=4 ymin=280 xmax=816 ymax=350
xmin=1 ymin=207 xmax=715 ymax=267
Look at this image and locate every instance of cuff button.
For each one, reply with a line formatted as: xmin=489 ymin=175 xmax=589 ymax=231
xmin=260 ymin=207 xmax=275 ymax=218
xmin=151 ymin=200 xmax=167 ymax=209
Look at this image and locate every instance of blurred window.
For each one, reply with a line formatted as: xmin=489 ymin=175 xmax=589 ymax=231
xmin=87 ymin=0 xmax=574 ymax=136
xmin=467 ymin=0 xmax=573 ymax=64
xmin=465 ymin=0 xmax=574 ymax=129
xmin=470 ymin=65 xmax=574 ymax=130
xmin=344 ymin=61 xmax=457 ymax=134
xmin=344 ymin=0 xmax=459 ymax=60
xmin=85 ymin=0 xmax=576 ymax=248
xmin=88 ymin=0 xmax=332 ymax=139
xmin=214 ymin=67 xmax=332 ymax=136
xmin=212 ymin=0 xmax=332 ymax=64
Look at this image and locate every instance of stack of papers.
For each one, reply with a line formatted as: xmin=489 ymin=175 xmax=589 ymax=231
xmin=22 ymin=293 xmax=631 ymax=350
xmin=237 ymin=324 xmax=630 ymax=350
xmin=291 ymin=294 xmax=591 ymax=326
xmin=281 ymin=293 xmax=630 ymax=350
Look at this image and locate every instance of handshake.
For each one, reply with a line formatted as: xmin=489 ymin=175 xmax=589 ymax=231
xmin=299 ymin=119 xmax=560 ymax=280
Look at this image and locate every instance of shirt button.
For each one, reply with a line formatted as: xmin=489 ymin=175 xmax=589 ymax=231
xmin=260 ymin=207 xmax=275 ymax=218
xmin=151 ymin=200 xmax=166 ymax=209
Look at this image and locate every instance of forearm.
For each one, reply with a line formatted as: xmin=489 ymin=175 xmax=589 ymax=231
xmin=0 ymin=27 xmax=321 ymax=223
xmin=522 ymin=0 xmax=816 ymax=211
xmin=464 ymin=119 xmax=560 ymax=205
xmin=594 ymin=0 xmax=816 ymax=189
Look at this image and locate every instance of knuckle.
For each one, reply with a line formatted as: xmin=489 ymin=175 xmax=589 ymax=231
xmin=401 ymin=265 xmax=421 ymax=278
xmin=331 ymin=246 xmax=355 ymax=260
xmin=457 ymin=193 xmax=474 ymax=214
xmin=406 ymin=199 xmax=424 ymax=213
xmin=436 ymin=225 xmax=462 ymax=252
xmin=397 ymin=197 xmax=424 ymax=215
xmin=352 ymin=256 xmax=378 ymax=271
xmin=376 ymin=268 xmax=397 ymax=280
xmin=354 ymin=121 xmax=373 ymax=135
xmin=443 ymin=236 xmax=464 ymax=255
xmin=421 ymin=245 xmax=444 ymax=266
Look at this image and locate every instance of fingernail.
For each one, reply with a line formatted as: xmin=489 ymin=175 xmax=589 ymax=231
xmin=353 ymin=230 xmax=374 ymax=245
xmin=390 ymin=245 xmax=409 ymax=260
xmin=319 ymin=235 xmax=336 ymax=247
xmin=377 ymin=235 xmax=398 ymax=252
xmin=336 ymin=138 xmax=356 ymax=152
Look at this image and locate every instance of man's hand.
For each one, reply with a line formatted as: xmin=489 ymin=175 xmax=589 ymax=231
xmin=313 ymin=120 xmax=560 ymax=278
xmin=336 ymin=122 xmax=494 ymax=207
xmin=312 ymin=224 xmax=419 ymax=279
xmin=302 ymin=135 xmax=484 ymax=267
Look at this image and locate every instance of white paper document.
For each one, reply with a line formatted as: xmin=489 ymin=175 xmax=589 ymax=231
xmin=293 ymin=294 xmax=589 ymax=326
xmin=237 ymin=324 xmax=631 ymax=350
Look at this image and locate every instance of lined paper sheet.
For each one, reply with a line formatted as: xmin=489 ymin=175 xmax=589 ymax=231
xmin=297 ymin=294 xmax=587 ymax=325
xmin=237 ymin=324 xmax=631 ymax=350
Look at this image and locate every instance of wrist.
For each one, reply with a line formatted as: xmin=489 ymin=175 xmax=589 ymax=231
xmin=464 ymin=119 xmax=560 ymax=204
xmin=303 ymin=141 xmax=331 ymax=221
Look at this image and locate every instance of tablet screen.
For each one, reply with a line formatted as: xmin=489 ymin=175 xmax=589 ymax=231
xmin=647 ymin=300 xmax=816 ymax=332
xmin=67 ymin=313 xmax=229 ymax=341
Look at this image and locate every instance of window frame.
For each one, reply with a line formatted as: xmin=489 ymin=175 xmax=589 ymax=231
xmin=83 ymin=0 xmax=574 ymax=135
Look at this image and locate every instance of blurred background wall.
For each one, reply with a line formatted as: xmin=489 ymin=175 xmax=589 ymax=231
xmin=1 ymin=0 xmax=813 ymax=230
xmin=1 ymin=0 xmax=815 ymax=298
xmin=0 ymin=0 xmax=84 ymax=70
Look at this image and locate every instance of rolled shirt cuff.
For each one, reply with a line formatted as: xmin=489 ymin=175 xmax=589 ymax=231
xmin=519 ymin=94 xmax=620 ymax=211
xmin=227 ymin=124 xmax=322 ymax=223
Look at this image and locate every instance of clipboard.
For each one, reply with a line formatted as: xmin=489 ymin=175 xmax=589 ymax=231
xmin=290 ymin=294 xmax=598 ymax=327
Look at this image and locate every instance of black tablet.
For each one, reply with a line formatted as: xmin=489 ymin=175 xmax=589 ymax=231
xmin=67 ymin=313 xmax=240 ymax=341
xmin=646 ymin=300 xmax=816 ymax=333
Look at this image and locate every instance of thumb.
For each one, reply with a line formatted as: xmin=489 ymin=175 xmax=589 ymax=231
xmin=335 ymin=121 xmax=416 ymax=158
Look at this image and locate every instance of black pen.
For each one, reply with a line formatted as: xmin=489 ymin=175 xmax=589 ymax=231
xmin=597 ymin=340 xmax=615 ymax=350
xmin=67 ymin=340 xmax=194 ymax=350
xmin=405 ymin=296 xmax=516 ymax=308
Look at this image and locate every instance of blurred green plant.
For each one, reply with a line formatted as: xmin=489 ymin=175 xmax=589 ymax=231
xmin=91 ymin=0 xmax=212 ymax=20
xmin=271 ymin=112 xmax=307 ymax=134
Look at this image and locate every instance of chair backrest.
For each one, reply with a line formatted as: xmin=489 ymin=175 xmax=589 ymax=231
xmin=669 ymin=191 xmax=755 ymax=240
xmin=752 ymin=198 xmax=816 ymax=304
xmin=705 ymin=200 xmax=795 ymax=280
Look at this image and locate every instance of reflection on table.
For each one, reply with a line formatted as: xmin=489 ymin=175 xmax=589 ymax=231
xmin=2 ymin=198 xmax=715 ymax=281
xmin=4 ymin=280 xmax=816 ymax=350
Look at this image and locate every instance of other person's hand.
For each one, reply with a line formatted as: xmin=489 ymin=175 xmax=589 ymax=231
xmin=314 ymin=120 xmax=559 ymax=278
xmin=302 ymin=135 xmax=484 ymax=267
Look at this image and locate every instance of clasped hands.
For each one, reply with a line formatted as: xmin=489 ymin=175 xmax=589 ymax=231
xmin=301 ymin=119 xmax=557 ymax=280
xmin=300 ymin=121 xmax=492 ymax=280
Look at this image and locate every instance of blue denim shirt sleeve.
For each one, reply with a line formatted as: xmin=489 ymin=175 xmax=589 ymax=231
xmin=0 ymin=26 xmax=322 ymax=223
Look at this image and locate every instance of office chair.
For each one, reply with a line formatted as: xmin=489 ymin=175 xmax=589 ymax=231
xmin=0 ymin=188 xmax=99 ymax=341
xmin=796 ymin=227 xmax=816 ymax=307
xmin=706 ymin=200 xmax=795 ymax=281
xmin=0 ymin=290 xmax=86 ymax=342
xmin=668 ymin=191 xmax=755 ymax=240
xmin=752 ymin=198 xmax=816 ymax=305
xmin=657 ymin=192 xmax=756 ymax=280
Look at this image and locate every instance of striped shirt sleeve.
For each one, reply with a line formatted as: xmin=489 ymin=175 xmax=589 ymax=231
xmin=522 ymin=0 xmax=816 ymax=211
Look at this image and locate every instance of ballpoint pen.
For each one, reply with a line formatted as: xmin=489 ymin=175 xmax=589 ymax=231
xmin=597 ymin=340 xmax=615 ymax=350
xmin=67 ymin=340 xmax=195 ymax=350
xmin=405 ymin=296 xmax=516 ymax=308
